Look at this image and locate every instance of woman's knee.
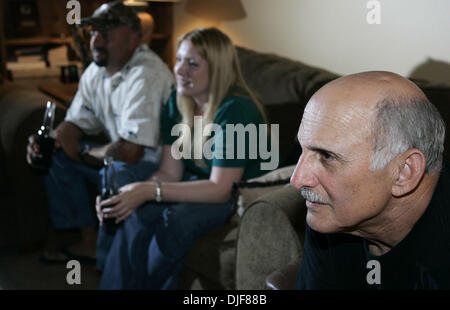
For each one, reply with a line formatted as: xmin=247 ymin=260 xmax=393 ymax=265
xmin=99 ymin=161 xmax=135 ymax=188
xmin=153 ymin=208 xmax=198 ymax=258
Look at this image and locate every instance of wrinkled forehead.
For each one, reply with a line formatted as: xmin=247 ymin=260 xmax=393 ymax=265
xmin=298 ymin=90 xmax=376 ymax=154
xmin=297 ymin=71 xmax=427 ymax=153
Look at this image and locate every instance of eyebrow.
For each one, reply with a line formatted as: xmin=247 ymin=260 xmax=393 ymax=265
xmin=175 ymin=55 xmax=198 ymax=62
xmin=304 ymin=144 xmax=348 ymax=162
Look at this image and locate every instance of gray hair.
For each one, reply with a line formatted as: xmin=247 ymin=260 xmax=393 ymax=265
xmin=370 ymin=96 xmax=446 ymax=173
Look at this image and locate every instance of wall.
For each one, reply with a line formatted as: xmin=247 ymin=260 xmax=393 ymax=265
xmin=173 ymin=0 xmax=450 ymax=86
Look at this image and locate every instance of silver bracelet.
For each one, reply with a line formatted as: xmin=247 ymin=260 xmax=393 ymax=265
xmin=155 ymin=180 xmax=162 ymax=203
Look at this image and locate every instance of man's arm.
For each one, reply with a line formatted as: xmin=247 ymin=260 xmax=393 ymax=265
xmin=26 ymin=121 xmax=83 ymax=165
xmin=84 ymin=139 xmax=145 ymax=165
xmin=53 ymin=121 xmax=84 ymax=161
xmin=50 ymin=122 xmax=145 ymax=166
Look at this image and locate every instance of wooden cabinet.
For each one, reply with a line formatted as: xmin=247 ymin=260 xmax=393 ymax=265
xmin=0 ymin=0 xmax=174 ymax=81
xmin=146 ymin=2 xmax=174 ymax=68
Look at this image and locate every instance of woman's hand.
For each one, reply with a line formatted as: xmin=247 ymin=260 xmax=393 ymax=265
xmin=96 ymin=182 xmax=153 ymax=223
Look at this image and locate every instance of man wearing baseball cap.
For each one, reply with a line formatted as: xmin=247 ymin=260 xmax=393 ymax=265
xmin=80 ymin=1 xmax=144 ymax=71
xmin=26 ymin=1 xmax=174 ymax=264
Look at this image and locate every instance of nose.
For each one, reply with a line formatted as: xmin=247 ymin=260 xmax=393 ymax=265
xmin=90 ymin=30 xmax=105 ymax=48
xmin=290 ymin=152 xmax=319 ymax=189
xmin=174 ymin=61 xmax=186 ymax=77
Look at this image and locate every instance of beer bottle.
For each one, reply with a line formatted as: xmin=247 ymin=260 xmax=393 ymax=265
xmin=101 ymin=157 xmax=122 ymax=234
xmin=31 ymin=101 xmax=56 ymax=172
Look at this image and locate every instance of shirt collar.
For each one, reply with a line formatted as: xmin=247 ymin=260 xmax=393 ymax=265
xmin=102 ymin=44 xmax=149 ymax=84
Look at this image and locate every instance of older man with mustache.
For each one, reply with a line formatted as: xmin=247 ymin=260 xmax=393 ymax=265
xmin=290 ymin=71 xmax=449 ymax=289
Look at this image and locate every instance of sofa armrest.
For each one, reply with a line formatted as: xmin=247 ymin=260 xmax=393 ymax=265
xmin=235 ymin=184 xmax=306 ymax=289
xmin=0 ymin=85 xmax=66 ymax=246
xmin=265 ymin=260 xmax=301 ymax=290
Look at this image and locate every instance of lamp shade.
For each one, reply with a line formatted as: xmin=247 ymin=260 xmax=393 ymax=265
xmin=123 ymin=0 xmax=149 ymax=6
xmin=123 ymin=0 xmax=181 ymax=6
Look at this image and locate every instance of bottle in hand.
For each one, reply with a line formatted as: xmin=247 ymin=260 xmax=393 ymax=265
xmin=101 ymin=157 xmax=122 ymax=234
xmin=31 ymin=101 xmax=56 ymax=172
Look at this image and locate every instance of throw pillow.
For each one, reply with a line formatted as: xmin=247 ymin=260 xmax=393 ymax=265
xmin=232 ymin=165 xmax=296 ymax=217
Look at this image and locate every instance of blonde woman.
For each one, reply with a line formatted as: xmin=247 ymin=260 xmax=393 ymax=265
xmin=96 ymin=27 xmax=272 ymax=289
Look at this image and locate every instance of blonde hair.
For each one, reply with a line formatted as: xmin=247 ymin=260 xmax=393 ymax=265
xmin=176 ymin=27 xmax=267 ymax=164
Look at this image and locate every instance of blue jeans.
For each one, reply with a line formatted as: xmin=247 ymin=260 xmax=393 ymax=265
xmin=44 ymin=143 xmax=159 ymax=230
xmin=97 ymin=175 xmax=234 ymax=289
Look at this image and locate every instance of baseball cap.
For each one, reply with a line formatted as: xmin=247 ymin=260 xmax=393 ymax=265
xmin=80 ymin=1 xmax=142 ymax=36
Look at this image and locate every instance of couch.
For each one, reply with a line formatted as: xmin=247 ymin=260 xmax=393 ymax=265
xmin=1 ymin=46 xmax=449 ymax=290
xmin=0 ymin=45 xmax=338 ymax=289
xmin=0 ymin=83 xmax=65 ymax=247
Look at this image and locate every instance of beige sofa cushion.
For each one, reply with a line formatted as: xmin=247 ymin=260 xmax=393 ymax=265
xmin=233 ymin=165 xmax=296 ymax=217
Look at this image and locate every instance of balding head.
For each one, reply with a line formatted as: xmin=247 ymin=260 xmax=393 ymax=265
xmin=291 ymin=71 xmax=445 ymax=236
xmin=310 ymin=71 xmax=426 ymax=119
xmin=307 ymin=71 xmax=445 ymax=173
xmin=322 ymin=71 xmax=426 ymax=100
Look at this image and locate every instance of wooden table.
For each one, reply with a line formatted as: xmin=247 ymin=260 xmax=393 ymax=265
xmin=38 ymin=82 xmax=78 ymax=105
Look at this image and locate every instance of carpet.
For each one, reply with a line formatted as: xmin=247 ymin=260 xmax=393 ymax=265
xmin=0 ymin=246 xmax=100 ymax=290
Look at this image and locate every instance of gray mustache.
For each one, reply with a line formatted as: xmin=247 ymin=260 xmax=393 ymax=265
xmin=300 ymin=188 xmax=328 ymax=204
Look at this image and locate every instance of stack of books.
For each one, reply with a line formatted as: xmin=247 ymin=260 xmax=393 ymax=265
xmin=6 ymin=46 xmax=50 ymax=79
xmin=6 ymin=45 xmax=81 ymax=80
xmin=47 ymin=45 xmax=69 ymax=67
xmin=6 ymin=46 xmax=45 ymax=74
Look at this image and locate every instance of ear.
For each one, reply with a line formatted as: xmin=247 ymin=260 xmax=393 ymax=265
xmin=126 ymin=28 xmax=141 ymax=50
xmin=131 ymin=31 xmax=141 ymax=48
xmin=391 ymin=149 xmax=426 ymax=197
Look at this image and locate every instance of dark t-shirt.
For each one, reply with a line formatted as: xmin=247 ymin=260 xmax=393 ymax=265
xmin=295 ymin=161 xmax=450 ymax=289
xmin=161 ymin=91 xmax=270 ymax=181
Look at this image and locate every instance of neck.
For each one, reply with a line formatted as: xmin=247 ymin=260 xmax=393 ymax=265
xmin=106 ymin=46 xmax=138 ymax=76
xmin=357 ymin=172 xmax=439 ymax=256
xmin=193 ymin=95 xmax=209 ymax=115
xmin=106 ymin=58 xmax=129 ymax=76
xmin=106 ymin=66 xmax=121 ymax=76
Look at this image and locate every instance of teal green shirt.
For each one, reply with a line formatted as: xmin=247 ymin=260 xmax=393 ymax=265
xmin=161 ymin=91 xmax=270 ymax=180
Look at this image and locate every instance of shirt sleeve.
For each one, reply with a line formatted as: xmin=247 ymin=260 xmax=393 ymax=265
xmin=64 ymin=65 xmax=104 ymax=135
